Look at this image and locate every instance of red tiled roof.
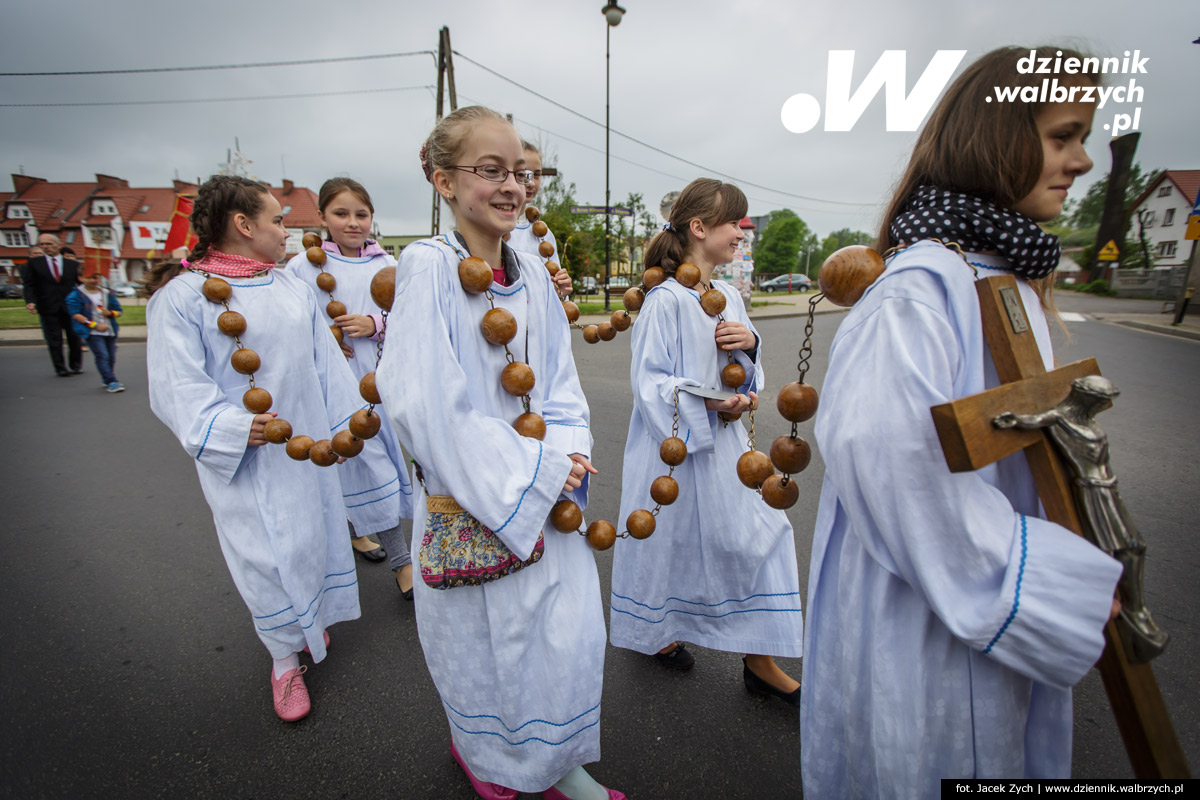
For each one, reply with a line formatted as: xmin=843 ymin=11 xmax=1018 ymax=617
xmin=739 ymin=216 xmax=756 ymax=229
xmin=270 ymin=184 xmax=322 ymax=227
xmin=13 ymin=182 xmax=98 ymax=231
xmin=1133 ymin=169 xmax=1200 ymax=210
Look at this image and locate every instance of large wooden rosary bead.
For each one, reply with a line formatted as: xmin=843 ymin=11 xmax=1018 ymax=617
xmin=582 ymin=325 xmax=600 ymax=344
xmin=586 ymin=520 xmax=617 ymax=551
xmin=481 ymin=308 xmax=518 ymax=346
xmin=544 ymin=260 xmax=560 ymax=276
xmin=217 ymin=310 xmax=247 ymax=336
xmin=770 ymin=435 xmax=811 ymax=474
xmin=348 ymin=408 xmax=381 ymax=439
xmin=370 ymin=266 xmax=396 ymax=310
xmin=642 ymin=266 xmax=665 ymax=289
xmin=761 ymin=474 xmax=800 ymax=509
xmin=562 ymin=301 xmax=580 ymax=323
xmin=202 ymin=277 xmax=232 ymax=303
xmin=359 ymin=372 xmax=381 ymax=405
xmin=330 ymin=325 xmax=345 ymax=345
xmin=611 ymin=310 xmax=631 ymax=332
xmin=597 ymin=322 xmax=616 ymax=341
xmin=306 ymin=246 xmax=327 ymax=267
xmin=550 ymin=499 xmax=583 ymax=533
xmin=230 ymin=348 xmax=260 ymax=375
xmin=538 ymin=241 xmax=555 ymax=259
xmin=459 ymin=257 xmax=493 ymax=294
xmin=659 ymin=436 xmax=687 ymax=466
xmin=776 ymin=382 xmax=819 ymax=423
xmin=315 ymin=272 xmax=337 ymax=293
xmin=525 ymin=206 xmax=540 ymax=223
xmin=326 ymin=300 xmax=347 ymax=319
xmin=501 ymin=362 xmax=535 ymax=396
xmin=675 ymin=262 xmax=701 ymax=288
xmin=532 ymin=220 xmax=549 ymax=237
xmin=309 ymin=438 xmax=339 ymax=467
xmin=737 ymin=450 xmax=774 ymax=489
xmin=650 ymin=475 xmax=679 ymax=505
xmin=512 ymin=411 xmax=546 ymax=440
xmin=302 ymin=232 xmax=322 ymax=249
xmin=243 ymin=387 xmax=273 ymax=414
xmin=700 ymin=288 xmax=726 ymax=316
xmin=721 ymin=363 xmax=746 ymax=389
xmin=331 ymin=429 xmax=364 ymax=458
xmin=818 ymin=245 xmax=886 ymax=307
xmin=626 ymin=509 xmax=656 ymax=540
xmin=718 ymin=411 xmax=742 ymax=423
xmin=623 ymin=287 xmax=645 ymax=312
xmin=264 ymin=418 xmax=293 ymax=444
xmin=285 ymin=434 xmax=315 ymax=461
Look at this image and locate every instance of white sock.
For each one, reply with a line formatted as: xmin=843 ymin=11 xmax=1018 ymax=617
xmin=552 ymin=766 xmax=608 ymax=800
xmin=272 ymin=653 xmax=300 ymax=679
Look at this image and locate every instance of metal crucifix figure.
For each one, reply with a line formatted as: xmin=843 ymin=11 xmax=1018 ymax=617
xmin=993 ymin=375 xmax=1168 ymax=664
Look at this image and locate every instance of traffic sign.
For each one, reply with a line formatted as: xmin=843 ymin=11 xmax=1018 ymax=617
xmin=1187 ymin=194 xmax=1200 ymax=241
xmin=1098 ymin=240 xmax=1120 ymax=261
xmin=570 ymin=205 xmax=633 ymax=217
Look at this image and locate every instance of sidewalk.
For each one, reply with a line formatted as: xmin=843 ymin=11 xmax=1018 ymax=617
xmin=3 ymin=292 xmax=1197 ymax=345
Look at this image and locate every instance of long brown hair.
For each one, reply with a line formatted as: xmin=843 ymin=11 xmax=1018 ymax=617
xmin=644 ymin=178 xmax=747 ymax=276
xmin=877 ymin=46 xmax=1096 ymax=313
xmin=143 ymin=175 xmax=270 ymax=294
xmin=318 ymin=177 xmax=374 ymax=214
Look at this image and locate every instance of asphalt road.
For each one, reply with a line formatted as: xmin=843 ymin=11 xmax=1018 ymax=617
xmin=1 ymin=295 xmax=1196 ymax=799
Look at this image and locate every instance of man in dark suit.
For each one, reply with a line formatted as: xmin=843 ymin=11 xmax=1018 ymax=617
xmin=21 ymin=232 xmax=83 ymax=376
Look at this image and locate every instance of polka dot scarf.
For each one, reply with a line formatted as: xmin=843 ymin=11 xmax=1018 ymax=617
xmin=889 ymin=186 xmax=1060 ymax=280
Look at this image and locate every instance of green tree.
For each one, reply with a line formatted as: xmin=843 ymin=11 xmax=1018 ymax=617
xmin=1070 ymin=164 xmax=1160 ymax=234
xmin=755 ymin=209 xmax=818 ymax=276
xmin=814 ymin=228 xmax=874 ymax=271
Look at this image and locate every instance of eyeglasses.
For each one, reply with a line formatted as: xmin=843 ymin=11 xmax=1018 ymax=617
xmin=447 ymin=165 xmax=536 ymax=186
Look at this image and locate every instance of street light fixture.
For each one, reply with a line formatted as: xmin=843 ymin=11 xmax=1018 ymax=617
xmin=601 ymin=1 xmax=626 ymax=312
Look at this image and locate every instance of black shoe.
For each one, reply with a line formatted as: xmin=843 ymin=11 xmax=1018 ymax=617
xmin=394 ymin=569 xmax=414 ymax=600
xmin=69 ymin=369 xmax=84 ymax=375
xmin=353 ymin=541 xmax=388 ymax=563
xmin=742 ymin=658 xmax=800 ymax=706
xmin=56 ymin=370 xmax=70 ymax=377
xmin=653 ymin=643 xmax=695 ymax=671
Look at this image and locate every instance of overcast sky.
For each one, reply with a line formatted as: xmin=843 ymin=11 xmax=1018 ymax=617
xmin=1 ymin=0 xmax=1193 ymax=241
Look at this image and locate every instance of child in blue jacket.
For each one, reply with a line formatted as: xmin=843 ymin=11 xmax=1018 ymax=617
xmin=66 ymin=271 xmax=124 ymax=392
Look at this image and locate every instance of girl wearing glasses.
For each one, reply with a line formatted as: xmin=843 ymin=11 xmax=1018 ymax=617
xmin=285 ymin=178 xmax=415 ymax=598
xmin=373 ymin=106 xmax=622 ymax=800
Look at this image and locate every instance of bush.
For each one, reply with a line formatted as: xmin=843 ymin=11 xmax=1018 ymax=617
xmin=1076 ymin=279 xmax=1117 ymax=297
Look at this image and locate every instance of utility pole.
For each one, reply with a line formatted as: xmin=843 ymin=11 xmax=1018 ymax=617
xmin=431 ymin=27 xmax=458 ymax=237
xmin=1089 ymin=133 xmax=1139 ymax=284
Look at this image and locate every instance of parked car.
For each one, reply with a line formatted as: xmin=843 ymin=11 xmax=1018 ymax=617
xmin=759 ymin=273 xmax=812 ymax=292
xmin=0 ymin=283 xmax=24 ymax=299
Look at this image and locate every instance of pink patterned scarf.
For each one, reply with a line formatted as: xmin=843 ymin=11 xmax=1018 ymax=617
xmin=321 ymin=239 xmax=388 ymax=259
xmin=183 ymin=249 xmax=276 ymax=278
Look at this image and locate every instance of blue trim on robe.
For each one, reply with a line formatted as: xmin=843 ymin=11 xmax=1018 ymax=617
xmin=253 ymin=568 xmax=358 ymax=631
xmin=984 ymin=514 xmax=1028 ymax=653
xmin=442 ymin=697 xmax=601 ymax=746
xmin=494 ymin=440 xmax=542 ymax=533
xmin=196 ymin=408 xmax=228 ymax=460
xmin=611 ymin=589 xmax=803 ymax=624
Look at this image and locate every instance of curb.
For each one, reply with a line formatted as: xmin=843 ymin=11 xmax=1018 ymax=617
xmin=1111 ymin=320 xmax=1200 ymax=342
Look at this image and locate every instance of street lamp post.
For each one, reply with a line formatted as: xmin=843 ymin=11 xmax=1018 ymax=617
xmin=602 ymin=1 xmax=625 ymax=312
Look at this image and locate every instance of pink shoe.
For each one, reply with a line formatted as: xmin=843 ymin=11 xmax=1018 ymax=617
xmin=302 ymin=630 xmax=332 ymax=655
xmin=270 ymin=665 xmax=310 ymax=722
xmin=451 ymin=741 xmax=517 ymax=800
xmin=541 ymin=786 xmax=627 ymax=800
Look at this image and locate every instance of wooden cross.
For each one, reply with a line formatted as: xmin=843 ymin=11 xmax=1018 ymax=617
xmin=930 ymin=274 xmax=1189 ymax=779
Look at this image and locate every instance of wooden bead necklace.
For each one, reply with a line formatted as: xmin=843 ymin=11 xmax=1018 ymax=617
xmin=301 ymin=231 xmax=353 ymax=348
xmin=191 ymin=267 xmax=381 ymax=466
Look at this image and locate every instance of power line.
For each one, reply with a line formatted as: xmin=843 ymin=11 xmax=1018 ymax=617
xmin=453 ymin=50 xmax=878 ymax=210
xmin=0 ymin=51 xmax=435 ymax=77
xmin=0 ymin=85 xmax=434 ymax=109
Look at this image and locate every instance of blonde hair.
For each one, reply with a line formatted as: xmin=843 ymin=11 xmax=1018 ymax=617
xmin=420 ymin=106 xmax=512 ymax=183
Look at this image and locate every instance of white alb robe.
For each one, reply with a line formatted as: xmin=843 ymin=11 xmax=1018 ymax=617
xmin=610 ymin=278 xmax=804 ymax=657
xmin=147 ymin=269 xmax=364 ymax=661
xmin=286 ymin=249 xmax=413 ymax=533
xmin=374 ymin=235 xmax=604 ymax=793
xmin=508 ymin=218 xmax=558 ymax=264
xmin=801 ymin=242 xmax=1123 ymax=798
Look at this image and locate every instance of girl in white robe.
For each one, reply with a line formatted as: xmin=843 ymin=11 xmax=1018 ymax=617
xmin=801 ymin=47 xmax=1123 ymax=797
xmin=611 ymin=178 xmax=804 ymax=703
xmin=286 ymin=177 xmax=414 ymax=597
xmin=146 ymin=175 xmax=364 ymax=723
xmin=375 ymin=106 xmax=624 ymax=800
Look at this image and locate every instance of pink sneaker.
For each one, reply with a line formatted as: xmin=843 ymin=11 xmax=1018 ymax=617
xmin=542 ymin=786 xmax=627 ymax=800
xmin=451 ymin=741 xmax=517 ymax=800
xmin=302 ymin=630 xmax=332 ymax=655
xmin=270 ymin=665 xmax=311 ymax=722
